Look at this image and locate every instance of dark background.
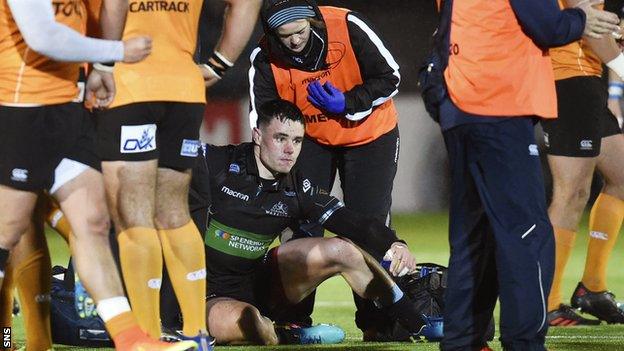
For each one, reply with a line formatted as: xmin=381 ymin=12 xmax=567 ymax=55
xmin=198 ymin=0 xmax=439 ymax=99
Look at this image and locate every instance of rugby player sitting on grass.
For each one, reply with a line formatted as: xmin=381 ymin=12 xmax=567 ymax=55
xmin=183 ymin=99 xmax=424 ymax=345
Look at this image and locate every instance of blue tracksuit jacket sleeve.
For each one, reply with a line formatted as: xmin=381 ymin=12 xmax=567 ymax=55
xmin=510 ymin=0 xmax=586 ymax=48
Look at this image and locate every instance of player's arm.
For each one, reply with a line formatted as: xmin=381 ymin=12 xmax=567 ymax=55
xmin=200 ymin=0 xmax=262 ymax=87
xmin=509 ymin=0 xmax=619 ymax=47
xmin=99 ymin=0 xmax=128 ymax=40
xmin=297 ymin=178 xmax=414 ymax=275
xmin=7 ymin=0 xmax=124 ymax=62
xmin=562 ymin=0 xmax=624 ymax=81
xmin=339 ymin=11 xmax=401 ymax=122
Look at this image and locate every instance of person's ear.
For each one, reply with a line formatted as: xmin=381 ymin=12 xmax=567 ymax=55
xmin=252 ymin=127 xmax=261 ymax=145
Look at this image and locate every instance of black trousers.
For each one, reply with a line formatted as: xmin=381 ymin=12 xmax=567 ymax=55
xmin=441 ymin=118 xmax=554 ymax=351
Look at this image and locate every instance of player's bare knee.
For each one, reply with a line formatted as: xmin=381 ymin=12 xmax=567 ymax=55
xmin=0 ymin=218 xmax=32 ymax=249
xmin=323 ymin=237 xmax=361 ymax=268
xmin=554 ymin=183 xmax=591 ymax=209
xmin=601 ymin=180 xmax=624 ymax=201
xmin=84 ymin=212 xmax=111 ymax=239
xmin=154 ymin=205 xmax=190 ymax=229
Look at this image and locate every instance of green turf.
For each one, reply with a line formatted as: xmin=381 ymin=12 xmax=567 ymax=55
xmin=8 ymin=212 xmax=624 ymax=350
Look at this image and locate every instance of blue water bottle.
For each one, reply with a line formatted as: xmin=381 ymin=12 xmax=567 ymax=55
xmin=74 ymin=269 xmax=97 ymax=318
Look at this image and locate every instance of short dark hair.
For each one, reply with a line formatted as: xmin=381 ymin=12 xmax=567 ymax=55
xmin=256 ymin=99 xmax=305 ymax=128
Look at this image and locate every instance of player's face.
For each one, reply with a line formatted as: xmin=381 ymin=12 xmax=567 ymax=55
xmin=276 ymin=19 xmax=311 ymax=53
xmin=254 ymin=118 xmax=305 ymax=176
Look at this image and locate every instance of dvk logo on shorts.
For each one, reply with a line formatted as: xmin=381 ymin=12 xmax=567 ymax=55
xmin=120 ymin=124 xmax=157 ymax=153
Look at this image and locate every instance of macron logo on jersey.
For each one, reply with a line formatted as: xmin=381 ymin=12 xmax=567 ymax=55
xmin=121 ymin=124 xmax=157 ymax=153
xmin=221 ymin=186 xmax=250 ymax=202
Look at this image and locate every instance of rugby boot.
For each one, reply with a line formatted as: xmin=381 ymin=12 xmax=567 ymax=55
xmin=571 ymin=282 xmax=624 ymax=324
xmin=180 ymin=331 xmax=215 ymax=351
xmin=114 ymin=326 xmax=197 ymax=351
xmin=161 ymin=326 xmax=183 ymax=342
xmin=547 ymin=304 xmax=600 ymax=326
xmin=275 ymin=323 xmax=345 ymax=344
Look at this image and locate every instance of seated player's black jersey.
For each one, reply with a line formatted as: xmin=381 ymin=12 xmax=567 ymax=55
xmin=190 ymin=143 xmax=345 ymax=284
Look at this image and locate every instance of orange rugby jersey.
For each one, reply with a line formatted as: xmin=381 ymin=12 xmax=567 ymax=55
xmin=445 ymin=0 xmax=557 ymax=118
xmin=270 ymin=7 xmax=398 ymax=147
xmin=0 ymin=0 xmax=86 ymax=105
xmin=110 ymin=0 xmax=205 ymax=108
xmin=549 ymin=1 xmax=602 ymax=80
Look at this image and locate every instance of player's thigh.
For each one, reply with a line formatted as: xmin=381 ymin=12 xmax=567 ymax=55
xmin=597 ymin=133 xmax=624 ymax=193
xmin=547 ymin=155 xmax=596 ymax=199
xmin=154 ymin=167 xmax=192 ymax=228
xmin=207 ymin=297 xmax=269 ymax=344
xmin=275 ymin=238 xmax=353 ymax=302
xmin=53 ymin=166 xmax=109 ymax=238
xmin=0 ymin=105 xmax=75 ymax=244
xmin=340 ymin=126 xmax=398 ymax=222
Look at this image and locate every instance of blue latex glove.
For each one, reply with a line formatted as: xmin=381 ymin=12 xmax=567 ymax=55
xmin=307 ymin=80 xmax=346 ymax=114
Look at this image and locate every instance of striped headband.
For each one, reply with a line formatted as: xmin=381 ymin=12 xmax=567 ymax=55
xmin=267 ymin=6 xmax=315 ymax=29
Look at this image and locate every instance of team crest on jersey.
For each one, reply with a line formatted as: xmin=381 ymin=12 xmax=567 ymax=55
xmin=266 ymin=201 xmax=289 ymax=217
xmin=302 ymin=179 xmax=312 ymax=193
xmin=229 ymin=163 xmax=241 ymax=174
xmin=120 ymin=124 xmax=157 ymax=153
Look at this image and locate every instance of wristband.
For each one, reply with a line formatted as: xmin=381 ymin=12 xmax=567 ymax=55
xmin=202 ymin=51 xmax=233 ymax=79
xmin=607 ymin=53 xmax=624 ymax=82
xmin=609 ymin=85 xmax=624 ymax=99
xmin=93 ymin=62 xmax=114 ymax=73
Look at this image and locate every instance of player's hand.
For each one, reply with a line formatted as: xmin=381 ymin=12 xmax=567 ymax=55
xmin=199 ymin=64 xmax=221 ymax=88
xmin=384 ymin=242 xmax=417 ymax=277
xmin=577 ymin=0 xmax=620 ymax=39
xmin=86 ymin=70 xmax=115 ymax=108
xmin=122 ymin=36 xmax=152 ymax=63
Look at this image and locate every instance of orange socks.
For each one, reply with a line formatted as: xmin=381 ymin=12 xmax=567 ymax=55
xmin=548 ymin=227 xmax=577 ymax=311
xmin=581 ymin=193 xmax=624 ymax=292
xmin=15 ymin=248 xmax=53 ymax=351
xmin=118 ymin=227 xmax=163 ymax=338
xmin=159 ymin=221 xmax=207 ymax=336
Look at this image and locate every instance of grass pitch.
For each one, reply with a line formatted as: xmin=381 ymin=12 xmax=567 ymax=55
xmin=8 ymin=212 xmax=624 ymax=350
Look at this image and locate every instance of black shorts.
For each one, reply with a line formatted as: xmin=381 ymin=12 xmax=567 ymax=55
xmin=96 ymin=102 xmax=204 ymax=169
xmin=0 ymin=103 xmax=99 ymax=192
xmin=206 ymin=248 xmax=288 ymax=319
xmin=541 ymin=76 xmax=622 ymax=157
